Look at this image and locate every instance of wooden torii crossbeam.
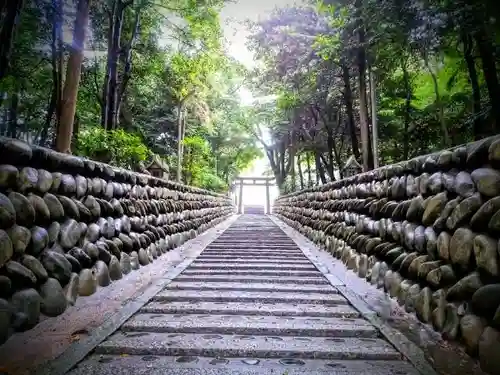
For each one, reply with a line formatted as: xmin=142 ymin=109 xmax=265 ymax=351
xmin=231 ymin=177 xmax=275 ymax=214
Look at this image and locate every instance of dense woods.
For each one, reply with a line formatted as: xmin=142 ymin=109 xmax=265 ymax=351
xmin=0 ymin=0 xmax=499 ymax=194
xmin=0 ymin=0 xmax=261 ymax=192
xmin=246 ymin=0 xmax=500 ymax=193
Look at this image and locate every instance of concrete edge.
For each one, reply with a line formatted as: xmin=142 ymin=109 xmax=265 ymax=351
xmin=269 ymin=215 xmax=439 ymax=375
xmin=33 ymin=214 xmax=239 ymax=375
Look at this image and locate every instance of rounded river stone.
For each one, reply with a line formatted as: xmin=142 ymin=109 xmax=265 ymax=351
xmin=39 ymin=278 xmax=67 ymax=317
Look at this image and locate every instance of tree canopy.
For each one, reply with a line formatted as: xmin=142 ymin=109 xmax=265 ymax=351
xmin=1 ymin=0 xmax=499 ymax=195
xmin=245 ymin=0 xmax=500 ymax=193
xmin=0 ymin=0 xmax=262 ymax=193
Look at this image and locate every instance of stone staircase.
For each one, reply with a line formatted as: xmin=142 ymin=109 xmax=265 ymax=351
xmin=67 ymin=215 xmax=422 ymax=375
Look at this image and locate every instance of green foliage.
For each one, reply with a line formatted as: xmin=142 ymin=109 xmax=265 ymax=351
xmin=75 ymin=127 xmax=150 ymax=168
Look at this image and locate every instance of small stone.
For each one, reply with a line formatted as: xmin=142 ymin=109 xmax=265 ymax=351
xmin=59 ymin=219 xmax=82 ymax=249
xmin=47 ymin=222 xmax=60 ymax=245
xmin=471 ymin=284 xmax=500 ymax=319
xmin=57 ymin=195 xmax=79 ymax=219
xmin=5 ymin=260 xmax=37 ymax=286
xmin=0 ymin=229 xmax=13 ymax=268
xmin=39 ymin=278 xmax=67 ymax=317
xmin=422 ymin=192 xmax=447 ymax=226
xmin=120 ymin=252 xmax=131 ymax=274
xmin=8 ymin=191 xmax=35 ymax=227
xmin=478 ymin=327 xmax=500 ymax=374
xmin=473 ymin=234 xmax=499 ymax=276
xmin=10 ymin=288 xmax=41 ymax=330
xmin=455 ymin=171 xmax=476 ymax=198
xmin=108 ymin=255 xmax=122 ymax=281
xmin=93 ymin=260 xmax=111 ymax=287
xmin=83 ymin=242 xmax=99 ymax=260
xmin=130 ymin=251 xmax=140 ymax=270
xmin=138 ymin=248 xmax=149 ymax=266
xmin=17 ymin=167 xmax=38 ymax=192
xmin=471 ymin=167 xmax=500 ymax=197
xmin=0 ymin=192 xmax=16 ymax=229
xmin=447 ymin=272 xmax=483 ymax=302
xmin=471 ymin=197 xmax=500 ymax=230
xmin=446 ymin=193 xmax=483 ymax=231
xmin=29 ymin=226 xmax=49 ymax=256
xmin=78 ymin=268 xmax=97 ymax=296
xmin=461 ymin=314 xmax=487 ymax=355
xmin=442 ymin=303 xmax=460 ymax=340
xmin=27 ymin=193 xmax=51 ymax=224
xmin=36 ymin=169 xmax=53 ymax=193
xmin=68 ymin=247 xmax=92 ymax=269
xmin=21 ymin=254 xmax=48 ymax=282
xmin=40 ymin=250 xmax=72 ymax=286
xmin=43 ymin=193 xmax=64 ymax=221
xmin=415 ymin=287 xmax=433 ymax=323
xmin=449 ymin=227 xmax=475 ymax=271
xmin=7 ymin=225 xmax=31 ymax=255
xmin=0 ymin=164 xmax=18 ymax=189
xmin=64 ymin=273 xmax=79 ymax=305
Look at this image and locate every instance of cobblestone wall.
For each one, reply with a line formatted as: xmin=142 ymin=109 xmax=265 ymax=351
xmin=274 ymin=135 xmax=500 ymax=374
xmin=0 ymin=137 xmax=233 ymax=345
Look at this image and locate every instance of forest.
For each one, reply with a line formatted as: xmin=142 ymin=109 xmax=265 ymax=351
xmin=0 ymin=0 xmax=499 ymax=194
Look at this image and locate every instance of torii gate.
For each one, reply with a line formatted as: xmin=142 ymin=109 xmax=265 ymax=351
xmin=231 ymin=177 xmax=274 ymax=214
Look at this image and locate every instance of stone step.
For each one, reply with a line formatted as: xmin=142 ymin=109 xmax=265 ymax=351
xmin=193 ymin=258 xmax=311 ymax=264
xmin=180 ymin=269 xmax=324 ymax=277
xmin=207 ymin=245 xmax=298 ymax=249
xmin=70 ymin=355 xmax=420 ymax=375
xmin=174 ymin=274 xmax=329 ymax=285
xmin=95 ymin=332 xmax=401 ymax=361
xmin=201 ymin=250 xmax=305 ymax=256
xmin=197 ymin=254 xmax=308 ymax=259
xmin=140 ymin=301 xmax=360 ymax=318
xmin=153 ymin=290 xmax=348 ymax=305
xmin=121 ymin=313 xmax=378 ymax=338
xmin=165 ymin=281 xmax=336 ymax=294
xmin=188 ymin=263 xmax=317 ymax=270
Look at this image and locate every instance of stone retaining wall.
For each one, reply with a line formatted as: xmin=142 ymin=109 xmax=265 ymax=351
xmin=0 ymin=137 xmax=234 ymax=345
xmin=274 ymin=135 xmax=500 ymax=374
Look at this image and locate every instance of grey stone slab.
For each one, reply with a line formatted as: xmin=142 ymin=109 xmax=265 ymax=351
xmin=95 ymin=332 xmax=401 ymax=360
xmin=165 ymin=281 xmax=336 ymax=293
xmin=193 ymin=258 xmax=311 ymax=264
xmin=198 ymin=253 xmax=308 ymax=259
xmin=69 ymin=355 xmax=421 ymax=375
xmin=140 ymin=301 xmax=360 ymax=318
xmin=174 ymin=274 xmax=330 ymax=285
xmin=122 ymin=313 xmax=377 ymax=337
xmin=153 ymin=289 xmax=348 ymax=305
xmin=188 ymin=262 xmax=317 ymax=270
xmin=180 ymin=269 xmax=324 ymax=277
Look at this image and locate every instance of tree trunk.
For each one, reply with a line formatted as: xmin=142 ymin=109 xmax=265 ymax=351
xmin=105 ymin=0 xmax=127 ymax=130
xmin=342 ymin=64 xmax=361 ymax=161
xmin=474 ymin=25 xmax=499 ymax=133
xmin=8 ymin=92 xmax=18 ymax=138
xmin=0 ymin=0 xmax=24 ymax=80
xmin=423 ymin=54 xmax=450 ymax=147
xmin=55 ymin=0 xmax=91 ymax=154
xmin=289 ymin=153 xmax=296 ymax=191
xmin=356 ymin=26 xmax=373 ymax=171
xmin=306 ymin=153 xmax=312 ymax=187
xmin=297 ymin=153 xmax=304 ymax=189
xmin=176 ymin=103 xmax=184 ymax=182
xmin=101 ymin=0 xmax=117 ymax=127
xmin=461 ymin=29 xmax=483 ymax=139
xmin=116 ymin=8 xmax=140 ymax=121
xmin=315 ymin=152 xmax=327 ymax=184
xmin=402 ymin=61 xmax=411 ymax=159
xmin=41 ymin=86 xmax=57 ymax=146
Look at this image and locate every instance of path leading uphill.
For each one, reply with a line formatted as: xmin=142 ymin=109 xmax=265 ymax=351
xmin=63 ymin=214 xmax=427 ymax=374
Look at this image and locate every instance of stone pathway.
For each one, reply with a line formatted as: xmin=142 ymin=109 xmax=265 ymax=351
xmin=63 ymin=215 xmax=428 ymax=374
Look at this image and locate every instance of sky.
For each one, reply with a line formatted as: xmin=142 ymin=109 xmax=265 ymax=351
xmin=218 ymin=0 xmax=296 ymax=207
